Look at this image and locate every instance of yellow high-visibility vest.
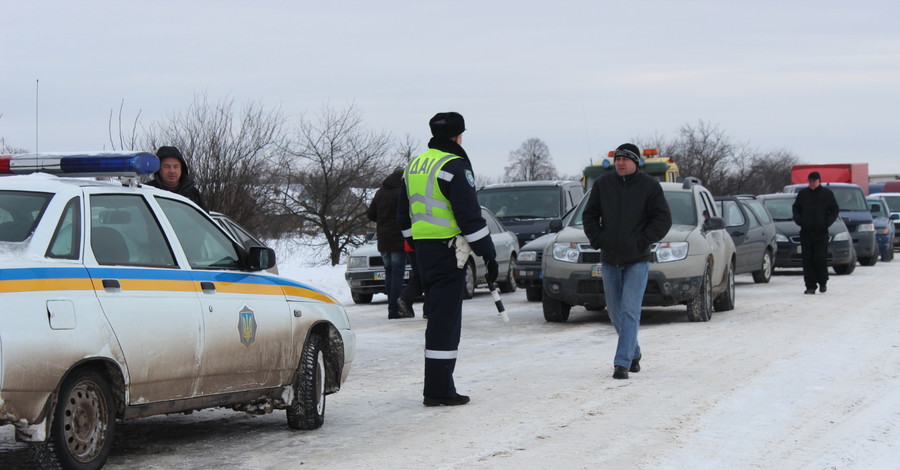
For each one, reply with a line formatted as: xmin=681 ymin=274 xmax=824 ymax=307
xmin=404 ymin=149 xmax=462 ymax=239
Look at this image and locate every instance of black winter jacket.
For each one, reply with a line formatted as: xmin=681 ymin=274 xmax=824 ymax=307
xmin=792 ymin=185 xmax=839 ymax=236
xmin=146 ymin=153 xmax=205 ymax=209
xmin=582 ymin=170 xmax=672 ymax=266
xmin=367 ymin=169 xmax=406 ymax=252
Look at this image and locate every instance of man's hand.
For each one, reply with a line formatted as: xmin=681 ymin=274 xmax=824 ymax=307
xmin=485 ymin=259 xmax=499 ymax=286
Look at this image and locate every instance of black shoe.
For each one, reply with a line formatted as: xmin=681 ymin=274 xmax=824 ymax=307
xmin=397 ymin=299 xmax=415 ymax=318
xmin=388 ymin=311 xmax=403 ymax=319
xmin=613 ymin=366 xmax=629 ymax=379
xmin=630 ymin=357 xmax=641 ymax=373
xmin=819 ymin=285 xmax=827 ymax=293
xmin=423 ymin=393 xmax=470 ymax=406
xmin=803 ymin=289 xmax=816 ymax=295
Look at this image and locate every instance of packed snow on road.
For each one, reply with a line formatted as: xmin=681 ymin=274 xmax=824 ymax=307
xmin=2 ymin=239 xmax=899 ymax=469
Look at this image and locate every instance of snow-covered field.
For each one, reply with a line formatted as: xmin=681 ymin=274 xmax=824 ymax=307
xmin=2 ymin=239 xmax=899 ymax=469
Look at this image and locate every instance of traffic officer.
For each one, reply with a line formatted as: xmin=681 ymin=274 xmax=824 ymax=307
xmin=398 ymin=111 xmax=498 ymax=407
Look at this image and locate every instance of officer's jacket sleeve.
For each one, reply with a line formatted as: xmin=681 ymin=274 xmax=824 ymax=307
xmin=439 ymin=159 xmax=496 ymax=260
xmin=397 ymin=178 xmax=413 ymax=239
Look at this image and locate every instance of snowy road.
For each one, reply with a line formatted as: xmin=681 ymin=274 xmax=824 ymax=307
xmin=2 ymin=261 xmax=899 ymax=469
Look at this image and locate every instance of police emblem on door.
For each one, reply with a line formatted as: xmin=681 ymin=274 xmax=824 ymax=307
xmin=238 ymin=306 xmax=257 ymax=346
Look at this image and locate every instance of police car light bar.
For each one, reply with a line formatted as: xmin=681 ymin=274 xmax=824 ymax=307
xmin=0 ymin=152 xmax=160 ymax=177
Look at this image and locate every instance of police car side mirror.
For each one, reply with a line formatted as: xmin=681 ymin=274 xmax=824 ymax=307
xmin=247 ymin=246 xmax=276 ymax=271
xmin=703 ymin=217 xmax=726 ymax=231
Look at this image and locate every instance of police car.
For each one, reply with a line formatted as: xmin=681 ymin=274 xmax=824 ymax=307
xmin=0 ymin=153 xmax=355 ymax=470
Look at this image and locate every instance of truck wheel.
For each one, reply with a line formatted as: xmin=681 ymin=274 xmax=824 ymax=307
xmin=542 ymin=294 xmax=571 ymax=323
xmin=713 ymin=261 xmax=735 ymax=312
xmin=31 ymin=369 xmax=116 ymax=470
xmin=751 ymin=250 xmax=773 ymax=283
xmin=497 ymin=255 xmax=518 ymax=293
xmin=351 ymin=291 xmax=373 ymax=304
xmin=687 ymin=265 xmax=712 ymax=322
xmin=463 ymin=260 xmax=476 ymax=299
xmin=287 ymin=333 xmax=326 ymax=430
xmin=525 ymin=286 xmax=542 ymax=302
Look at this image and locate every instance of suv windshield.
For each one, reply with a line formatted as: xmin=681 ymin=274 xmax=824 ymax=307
xmin=830 ymin=186 xmax=867 ymax=211
xmin=570 ymin=189 xmax=696 ymax=227
xmin=477 ymin=188 xmax=561 ymax=219
xmin=880 ymin=195 xmax=900 ymax=212
xmin=0 ymin=191 xmax=54 ymax=242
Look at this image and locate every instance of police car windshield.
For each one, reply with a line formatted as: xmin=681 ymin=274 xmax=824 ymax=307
xmin=0 ymin=191 xmax=53 ymax=242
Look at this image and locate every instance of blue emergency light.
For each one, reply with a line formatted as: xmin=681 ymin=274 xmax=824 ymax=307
xmin=0 ymin=152 xmax=160 ymax=177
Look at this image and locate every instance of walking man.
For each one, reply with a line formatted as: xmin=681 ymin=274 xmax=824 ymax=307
xmin=583 ymin=143 xmax=672 ymax=380
xmin=398 ymin=112 xmax=498 ymax=406
xmin=792 ymin=171 xmax=839 ymax=294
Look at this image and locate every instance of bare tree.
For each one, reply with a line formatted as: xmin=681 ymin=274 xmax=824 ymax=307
xmin=278 ymin=104 xmax=397 ymax=266
xmin=503 ymin=138 xmax=559 ymax=182
xmin=142 ymin=94 xmax=287 ymax=237
xmin=107 ymin=99 xmax=142 ymax=151
xmin=669 ymin=120 xmax=736 ymax=195
xmin=735 ymin=148 xmax=800 ymax=195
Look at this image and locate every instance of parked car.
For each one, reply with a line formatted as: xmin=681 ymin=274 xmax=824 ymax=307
xmin=541 ymin=177 xmax=736 ymax=323
xmin=868 ymin=192 xmax=900 ymax=249
xmin=477 ymin=180 xmax=584 ymax=247
xmin=714 ymin=195 xmax=777 ymax=283
xmin=757 ymin=193 xmax=856 ymax=274
xmin=514 ymin=207 xmax=578 ymax=302
xmin=0 ymin=153 xmax=355 ymax=470
xmin=344 ymin=207 xmax=519 ymax=302
xmin=210 ymin=210 xmax=278 ymax=274
xmin=867 ymin=196 xmax=895 ymax=262
xmin=783 ymin=183 xmax=878 ymax=266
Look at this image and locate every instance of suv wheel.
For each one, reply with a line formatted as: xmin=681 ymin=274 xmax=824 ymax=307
xmin=687 ymin=264 xmax=712 ymax=322
xmin=351 ymin=291 xmax=373 ymax=304
xmin=525 ymin=286 xmax=542 ymax=301
xmin=542 ymin=294 xmax=571 ymax=323
xmin=497 ymin=255 xmax=518 ymax=293
xmin=752 ymin=250 xmax=773 ymax=283
xmin=713 ymin=261 xmax=735 ymax=312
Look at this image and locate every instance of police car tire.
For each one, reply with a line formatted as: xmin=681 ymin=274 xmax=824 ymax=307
xmin=463 ymin=261 xmax=476 ymax=299
xmin=287 ymin=333 xmax=326 ymax=430
xmin=31 ymin=369 xmax=115 ymax=470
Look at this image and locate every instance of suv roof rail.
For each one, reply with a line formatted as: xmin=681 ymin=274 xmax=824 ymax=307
xmin=682 ymin=176 xmax=702 ymax=189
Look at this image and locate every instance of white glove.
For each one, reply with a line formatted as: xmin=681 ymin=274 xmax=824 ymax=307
xmin=451 ymin=235 xmax=472 ymax=269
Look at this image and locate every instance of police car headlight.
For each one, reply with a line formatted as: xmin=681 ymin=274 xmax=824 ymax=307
xmin=775 ymin=233 xmax=789 ymax=243
xmin=833 ymin=231 xmax=852 ymax=241
xmin=858 ymin=223 xmax=875 ymax=232
xmin=519 ymin=251 xmax=538 ymax=263
xmin=348 ymin=256 xmax=368 ymax=269
xmin=552 ymin=243 xmax=580 ymax=263
xmin=654 ymin=242 xmax=689 ymax=263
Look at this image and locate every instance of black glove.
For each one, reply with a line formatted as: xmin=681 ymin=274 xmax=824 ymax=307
xmin=485 ymin=258 xmax=499 ymax=286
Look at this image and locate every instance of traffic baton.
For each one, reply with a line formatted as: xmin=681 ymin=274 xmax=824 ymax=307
xmin=488 ymin=282 xmax=509 ymax=323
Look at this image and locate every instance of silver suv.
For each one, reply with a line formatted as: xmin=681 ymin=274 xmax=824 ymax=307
xmin=542 ymin=178 xmax=736 ymax=323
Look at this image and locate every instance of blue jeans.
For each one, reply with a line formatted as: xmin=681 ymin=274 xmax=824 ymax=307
xmin=601 ymin=261 xmax=649 ymax=368
xmin=381 ymin=251 xmax=406 ymax=314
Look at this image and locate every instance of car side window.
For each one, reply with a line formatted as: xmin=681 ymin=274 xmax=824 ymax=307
xmin=481 ymin=209 xmax=502 ymax=234
xmin=157 ymin=197 xmax=242 ymax=270
xmin=90 ymin=194 xmax=177 ymax=267
xmin=721 ymin=200 xmax=745 ymax=227
xmin=745 ymin=207 xmax=761 ymax=229
xmin=46 ymin=197 xmax=81 ymax=260
xmin=743 ymin=200 xmax=773 ymax=225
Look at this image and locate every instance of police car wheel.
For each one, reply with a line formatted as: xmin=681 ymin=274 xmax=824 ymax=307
xmin=287 ymin=334 xmax=326 ymax=430
xmin=32 ymin=369 xmax=115 ymax=470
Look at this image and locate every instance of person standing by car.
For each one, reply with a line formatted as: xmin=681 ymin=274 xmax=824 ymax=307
xmin=146 ymin=146 xmax=206 ymax=209
xmin=582 ymin=143 xmax=672 ymax=380
xmin=398 ymin=111 xmax=498 ymax=406
xmin=398 ymin=238 xmax=425 ymax=318
xmin=367 ymin=168 xmax=411 ymax=319
xmin=792 ymin=171 xmax=839 ymax=294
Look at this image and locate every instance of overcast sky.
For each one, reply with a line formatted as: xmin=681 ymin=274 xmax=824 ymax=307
xmin=3 ymin=0 xmax=899 ymax=180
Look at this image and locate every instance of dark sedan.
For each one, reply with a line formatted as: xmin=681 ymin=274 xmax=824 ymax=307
xmin=714 ymin=195 xmax=777 ymax=283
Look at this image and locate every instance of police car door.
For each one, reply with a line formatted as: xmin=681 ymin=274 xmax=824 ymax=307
xmin=155 ymin=197 xmax=292 ymax=395
xmin=86 ymin=191 xmax=203 ymax=403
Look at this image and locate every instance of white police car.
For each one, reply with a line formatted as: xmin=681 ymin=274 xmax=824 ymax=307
xmin=0 ymin=153 xmax=355 ymax=470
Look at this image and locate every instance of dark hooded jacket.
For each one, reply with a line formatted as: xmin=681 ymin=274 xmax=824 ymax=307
xmin=792 ymin=185 xmax=839 ymax=238
xmin=582 ymin=168 xmax=672 ymax=266
xmin=367 ymin=169 xmax=405 ymax=252
xmin=146 ymin=147 xmax=205 ymax=209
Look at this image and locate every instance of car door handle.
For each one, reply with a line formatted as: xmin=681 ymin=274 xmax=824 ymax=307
xmin=101 ymin=279 xmax=120 ymax=289
xmin=200 ymin=281 xmax=216 ymax=291
xmin=731 ymin=231 xmax=745 ymax=237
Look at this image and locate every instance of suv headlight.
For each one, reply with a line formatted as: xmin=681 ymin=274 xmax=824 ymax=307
xmin=833 ymin=231 xmax=851 ymax=241
xmin=552 ymin=242 xmax=581 ymax=263
xmin=348 ymin=256 xmax=368 ymax=269
xmin=519 ymin=251 xmax=538 ymax=263
xmin=775 ymin=233 xmax=789 ymax=243
xmin=857 ymin=223 xmax=875 ymax=232
xmin=654 ymin=241 xmax=689 ymax=263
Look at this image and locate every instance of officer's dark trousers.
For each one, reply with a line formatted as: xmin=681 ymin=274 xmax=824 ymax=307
xmin=800 ymin=230 xmax=829 ymax=290
xmin=415 ymin=239 xmax=465 ymax=398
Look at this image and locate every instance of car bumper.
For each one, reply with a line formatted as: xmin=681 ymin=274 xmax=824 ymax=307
xmin=513 ymin=262 xmax=543 ymax=288
xmin=344 ymin=269 xmax=410 ymax=294
xmin=852 ymin=232 xmax=877 ymax=258
xmin=543 ymin=269 xmax=702 ymax=308
xmin=773 ymin=239 xmax=853 ymax=267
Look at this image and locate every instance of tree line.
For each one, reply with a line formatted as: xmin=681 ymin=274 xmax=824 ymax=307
xmin=2 ymin=101 xmax=799 ymax=265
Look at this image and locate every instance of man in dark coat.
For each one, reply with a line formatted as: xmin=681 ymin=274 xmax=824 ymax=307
xmin=367 ymin=168 xmax=410 ymax=319
xmin=146 ymin=146 xmax=205 ymax=209
xmin=792 ymin=171 xmax=839 ymax=294
xmin=583 ymin=143 xmax=672 ymax=380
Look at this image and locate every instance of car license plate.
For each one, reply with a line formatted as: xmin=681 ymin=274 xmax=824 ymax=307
xmin=374 ymin=272 xmax=385 ymax=280
xmin=591 ymin=264 xmax=602 ymax=278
